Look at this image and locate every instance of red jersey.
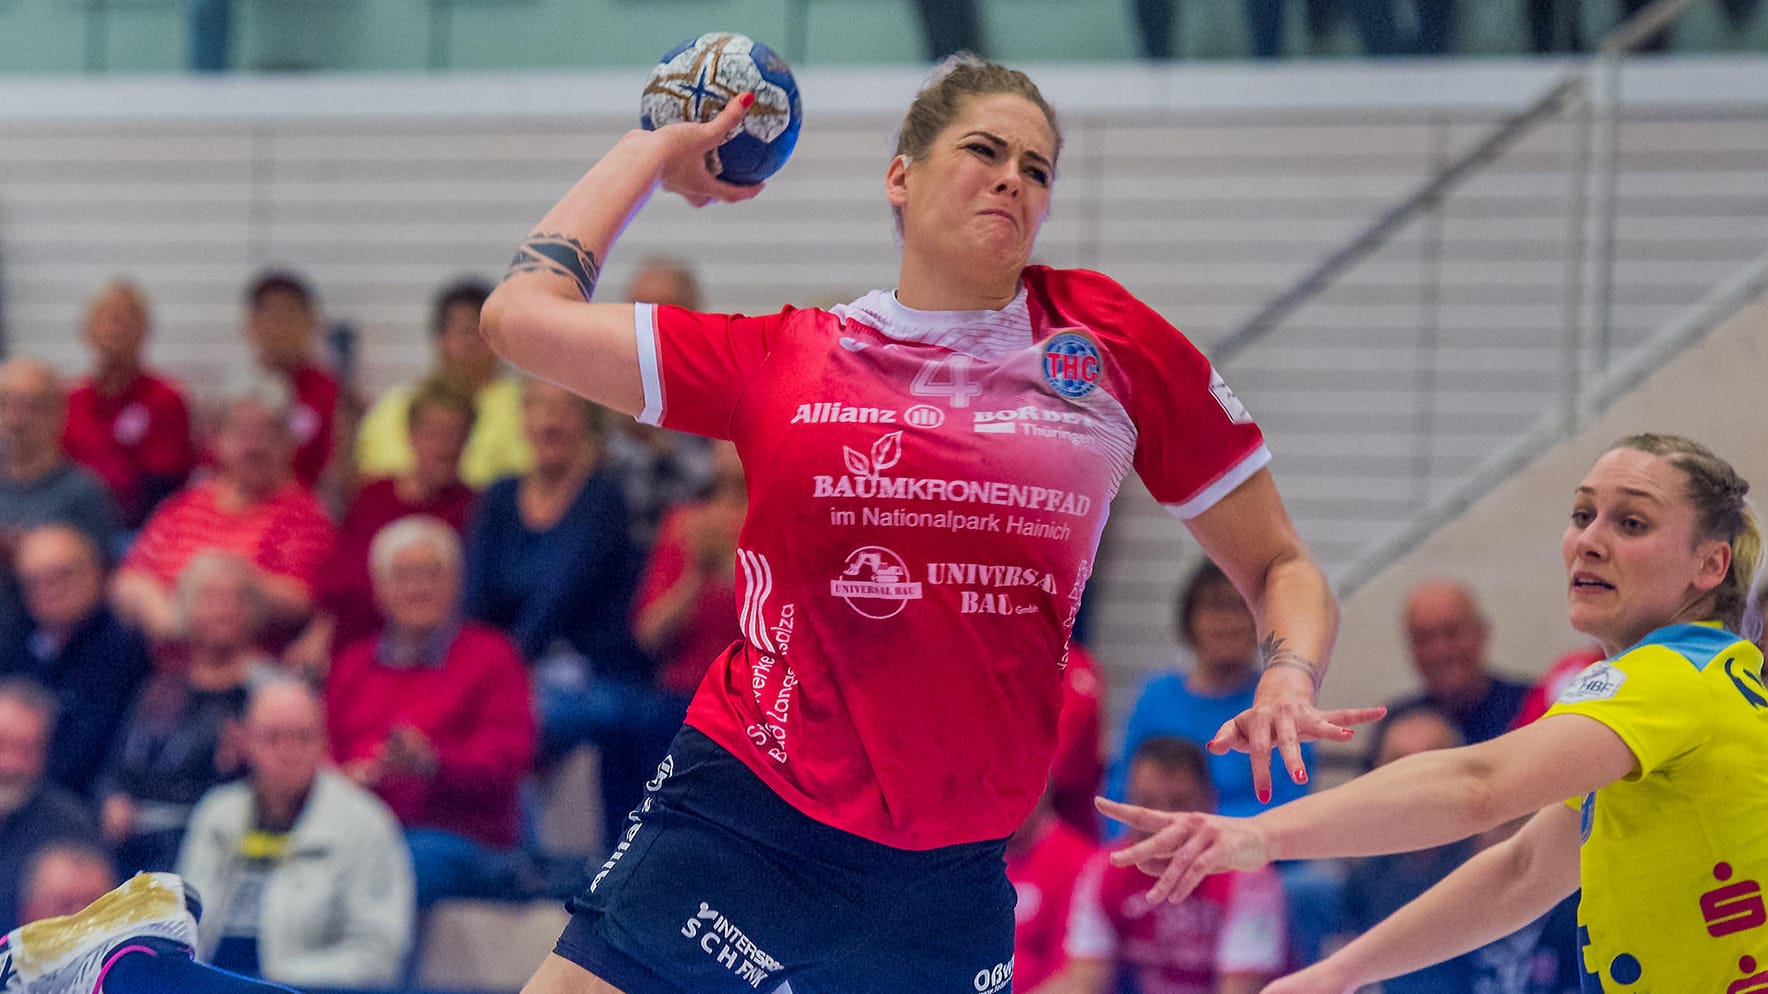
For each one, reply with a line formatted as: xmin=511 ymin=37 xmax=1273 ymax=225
xmin=1067 ymin=851 xmax=1287 ymax=994
xmin=638 ymin=266 xmax=1268 ymax=849
xmin=63 ymin=371 xmax=194 ymax=527
xmin=1007 ymin=815 xmax=1098 ymax=990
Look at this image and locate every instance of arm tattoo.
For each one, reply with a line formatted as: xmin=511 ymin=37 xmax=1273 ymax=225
xmin=506 ymin=233 xmax=601 ymax=301
xmin=1258 ymin=631 xmax=1321 ymax=693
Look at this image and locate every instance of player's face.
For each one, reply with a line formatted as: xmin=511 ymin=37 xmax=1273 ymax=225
xmin=1561 ymin=448 xmax=1730 ymax=656
xmin=888 ymin=93 xmax=1055 ymax=279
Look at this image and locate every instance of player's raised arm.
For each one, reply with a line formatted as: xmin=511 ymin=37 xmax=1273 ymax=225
xmin=479 ymin=94 xmax=761 ymax=416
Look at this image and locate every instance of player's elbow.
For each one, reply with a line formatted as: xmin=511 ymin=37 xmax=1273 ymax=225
xmin=1451 ymin=747 xmax=1526 ymax=832
xmin=479 ymin=284 xmax=515 ymax=359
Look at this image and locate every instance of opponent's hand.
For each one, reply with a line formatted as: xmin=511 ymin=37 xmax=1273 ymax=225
xmin=653 ymin=92 xmax=767 ymax=207
xmin=1095 ymin=798 xmax=1271 ymax=904
xmin=1209 ymin=668 xmax=1386 ymax=803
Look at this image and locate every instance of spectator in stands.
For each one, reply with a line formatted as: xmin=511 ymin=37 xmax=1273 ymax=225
xmin=1007 ymin=786 xmax=1097 ymax=992
xmin=328 ymin=516 xmax=534 ymax=907
xmin=0 ymin=356 xmax=121 ymax=565
xmin=100 ymin=552 xmax=272 ymax=875
xmin=0 ymin=677 xmax=104 ymax=933
xmin=111 ymin=374 xmax=335 ymax=645
xmin=63 ymin=280 xmax=195 ymax=530
xmin=240 ymin=271 xmax=339 ymax=491
xmin=2 ymin=525 xmax=150 ymax=797
xmin=295 ymin=377 xmax=477 ymax=675
xmin=1338 ymin=704 xmax=1580 ymax=994
xmin=1344 ymin=0 xmax=1456 ymax=56
xmin=1041 ymin=736 xmax=1285 ymax=994
xmin=179 ymin=677 xmax=414 ymax=989
xmin=1134 ymin=0 xmax=1340 ymax=59
xmin=354 ymin=277 xmax=532 ymax=489
xmin=607 ymin=258 xmax=713 ymax=549
xmin=1510 ymin=643 xmax=1604 ymax=730
xmin=464 ymin=378 xmax=641 ymax=674
xmin=1106 ymin=561 xmax=1311 ymax=821
xmin=632 ymin=438 xmax=743 ymax=707
xmin=913 ymin=0 xmax=984 ymax=59
xmin=17 ymin=840 xmax=116 ymax=926
xmin=1365 ymin=578 xmax=1531 ymax=765
xmin=1527 ymin=0 xmax=1688 ymax=53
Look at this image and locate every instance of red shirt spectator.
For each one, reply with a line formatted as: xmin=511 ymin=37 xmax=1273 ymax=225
xmin=111 ymin=380 xmax=335 ymax=645
xmin=65 ymin=373 xmax=193 ymax=530
xmin=1510 ymin=644 xmax=1605 ymax=729
xmin=327 ymin=620 xmax=533 ymax=849
xmin=1007 ymin=803 xmax=1097 ymax=991
xmin=63 ymin=280 xmax=195 ymax=529
xmin=123 ymin=480 xmax=333 ymax=596
xmin=316 ymin=476 xmax=473 ymax=654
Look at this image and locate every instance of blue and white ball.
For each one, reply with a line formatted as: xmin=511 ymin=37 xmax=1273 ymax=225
xmin=641 ymin=32 xmax=803 ymax=185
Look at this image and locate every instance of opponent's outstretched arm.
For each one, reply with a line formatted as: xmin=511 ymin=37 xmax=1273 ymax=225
xmin=480 ymin=95 xmax=760 ymax=415
xmin=1098 ymin=710 xmax=1633 ymax=904
xmin=1267 ymin=803 xmax=1583 ymax=994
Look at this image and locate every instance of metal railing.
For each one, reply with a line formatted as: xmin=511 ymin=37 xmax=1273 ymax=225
xmin=1203 ymin=0 xmax=1767 ymax=596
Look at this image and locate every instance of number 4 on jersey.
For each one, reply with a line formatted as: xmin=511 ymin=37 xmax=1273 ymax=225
xmin=911 ymin=355 xmax=983 ymax=409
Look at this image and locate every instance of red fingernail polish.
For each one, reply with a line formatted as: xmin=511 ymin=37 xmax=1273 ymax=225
xmin=740 ymin=92 xmax=757 ymax=108
xmin=1258 ymin=788 xmax=1271 ymax=803
xmin=1294 ymin=768 xmax=1308 ymax=784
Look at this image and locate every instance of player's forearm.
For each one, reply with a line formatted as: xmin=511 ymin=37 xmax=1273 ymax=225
xmin=1250 ymin=547 xmax=1337 ymax=696
xmin=1256 ymin=744 xmax=1517 ymax=861
xmin=1326 ymin=813 xmax=1579 ymax=985
xmin=524 ymin=130 xmax=670 ymax=293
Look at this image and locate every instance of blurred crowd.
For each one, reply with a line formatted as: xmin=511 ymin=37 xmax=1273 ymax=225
xmin=5 ymin=261 xmax=1738 ymax=993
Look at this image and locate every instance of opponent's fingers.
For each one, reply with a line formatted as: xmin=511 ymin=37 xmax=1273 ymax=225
xmin=1147 ymin=832 xmax=1217 ymax=904
xmin=1095 ymin=797 xmax=1176 ymax=837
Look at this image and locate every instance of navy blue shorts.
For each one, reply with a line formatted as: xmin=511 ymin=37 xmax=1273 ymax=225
xmin=554 ymin=726 xmax=1017 ymax=994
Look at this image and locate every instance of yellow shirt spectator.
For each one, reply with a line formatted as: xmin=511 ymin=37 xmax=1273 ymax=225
xmin=355 ymin=377 xmax=531 ymax=488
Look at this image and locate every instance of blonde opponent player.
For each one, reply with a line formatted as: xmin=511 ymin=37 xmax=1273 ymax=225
xmin=1102 ymin=434 xmax=1768 ymax=993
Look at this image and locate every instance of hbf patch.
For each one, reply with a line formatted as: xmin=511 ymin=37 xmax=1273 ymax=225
xmin=1042 ymin=333 xmax=1102 ymax=400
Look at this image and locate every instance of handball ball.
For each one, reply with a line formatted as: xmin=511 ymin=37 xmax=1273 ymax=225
xmin=641 ymin=32 xmax=803 ymax=185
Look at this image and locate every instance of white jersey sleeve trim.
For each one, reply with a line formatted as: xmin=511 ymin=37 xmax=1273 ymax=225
xmin=633 ymin=302 xmax=664 ymax=427
xmin=1162 ymin=443 xmax=1273 ymax=520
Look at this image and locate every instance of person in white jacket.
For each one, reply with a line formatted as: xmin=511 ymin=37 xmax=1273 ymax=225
xmin=177 ymin=675 xmax=414 ymax=989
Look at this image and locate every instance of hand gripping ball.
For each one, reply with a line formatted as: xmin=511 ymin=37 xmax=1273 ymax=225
xmin=641 ymin=32 xmax=803 ymax=185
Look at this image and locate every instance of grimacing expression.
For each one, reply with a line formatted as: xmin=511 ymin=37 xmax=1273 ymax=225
xmin=888 ymin=93 xmax=1056 ymax=280
xmin=1562 ymin=447 xmax=1730 ymax=654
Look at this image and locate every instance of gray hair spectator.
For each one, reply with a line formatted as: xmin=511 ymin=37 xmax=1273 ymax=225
xmin=178 ymin=677 xmax=414 ymax=987
xmin=0 ymin=356 xmax=122 ymax=631
xmin=111 ymin=373 xmax=336 ymax=645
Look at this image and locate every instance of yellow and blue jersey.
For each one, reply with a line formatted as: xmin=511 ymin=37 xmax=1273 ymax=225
xmin=1545 ymin=621 xmax=1768 ymax=992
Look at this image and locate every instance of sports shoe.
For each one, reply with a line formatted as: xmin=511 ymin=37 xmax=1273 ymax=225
xmin=1 ymin=873 xmax=201 ymax=994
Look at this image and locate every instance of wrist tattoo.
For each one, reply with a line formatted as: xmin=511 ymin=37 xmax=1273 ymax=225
xmin=1258 ymin=632 xmax=1321 ymax=693
xmin=507 ymin=233 xmax=601 ymax=301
